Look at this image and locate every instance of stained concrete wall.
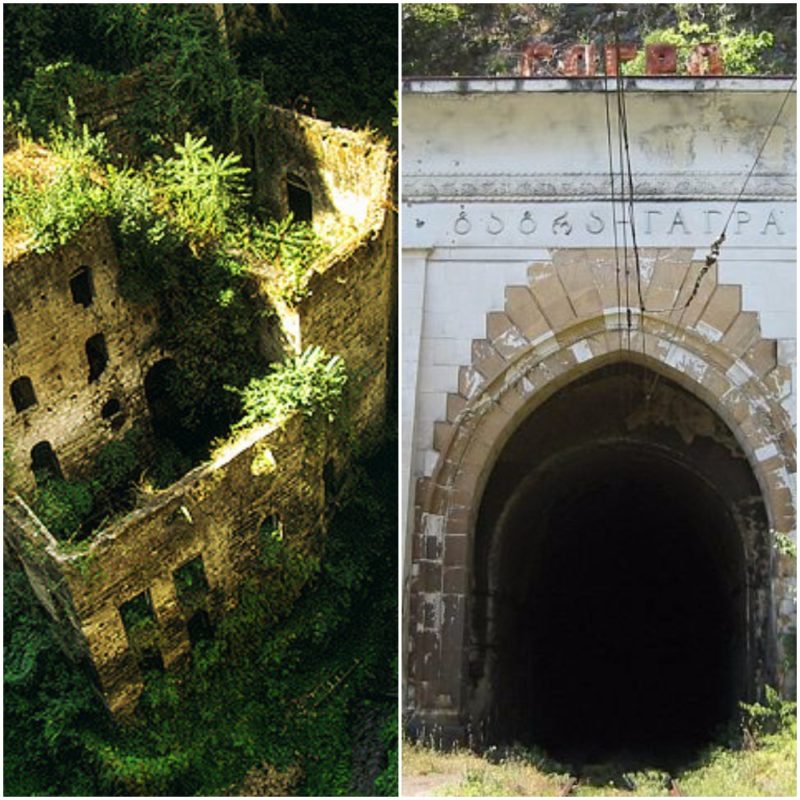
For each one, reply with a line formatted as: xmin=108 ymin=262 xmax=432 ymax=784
xmin=402 ymin=78 xmax=796 ymax=735
xmin=3 ymin=218 xmax=161 ymax=493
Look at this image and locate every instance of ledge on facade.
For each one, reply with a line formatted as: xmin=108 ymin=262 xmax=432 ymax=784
xmin=402 ymin=76 xmax=797 ymax=95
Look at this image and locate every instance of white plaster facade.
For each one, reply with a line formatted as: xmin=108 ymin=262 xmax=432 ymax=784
xmin=402 ymin=77 xmax=796 ymax=725
xmin=403 ymin=77 xmax=796 ymax=547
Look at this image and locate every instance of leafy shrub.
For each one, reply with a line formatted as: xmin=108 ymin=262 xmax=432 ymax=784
xmin=233 ymin=346 xmax=348 ymax=430
xmin=740 ymin=685 xmax=797 ymax=743
xmin=13 ymin=61 xmax=111 ymax=138
xmin=92 ymin=431 xmax=142 ymax=492
xmin=4 ymin=110 xmax=109 ymax=254
xmin=149 ymin=438 xmax=193 ymax=489
xmin=624 ymin=21 xmax=775 ymax=75
xmin=247 ymin=213 xmax=329 ymax=303
xmin=153 ymin=132 xmax=249 ymax=248
xmin=31 ymin=478 xmax=94 ymax=540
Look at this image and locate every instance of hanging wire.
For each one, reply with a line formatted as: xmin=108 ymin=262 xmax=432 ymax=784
xmin=602 ymin=49 xmax=624 ymax=354
xmin=647 ymin=76 xmax=796 ymax=317
xmin=612 ymin=42 xmax=632 ymax=353
xmin=720 ymin=77 xmax=796 ymax=237
xmin=615 ymin=41 xmax=648 ymax=376
xmin=644 ymin=75 xmax=796 ymax=401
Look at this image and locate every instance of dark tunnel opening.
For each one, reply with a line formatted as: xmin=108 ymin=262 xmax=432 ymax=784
xmin=471 ymin=362 xmax=767 ymax=765
xmin=505 ymin=448 xmax=740 ymax=762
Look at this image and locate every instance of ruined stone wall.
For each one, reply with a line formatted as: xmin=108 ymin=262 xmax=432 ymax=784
xmin=298 ymin=208 xmax=395 ymax=439
xmin=5 ymin=412 xmax=328 ymax=717
xmin=3 ymin=218 xmax=161 ymax=493
xmin=259 ymin=108 xmax=392 ymax=244
xmin=3 ymin=88 xmax=396 ymax=720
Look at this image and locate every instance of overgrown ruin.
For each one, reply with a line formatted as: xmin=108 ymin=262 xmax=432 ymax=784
xmin=4 ymin=105 xmax=395 ymax=719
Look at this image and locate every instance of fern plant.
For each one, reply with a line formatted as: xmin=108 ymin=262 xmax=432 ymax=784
xmin=153 ymin=132 xmax=250 ymax=247
xmin=248 ymin=213 xmax=328 ymax=303
xmin=232 ymin=346 xmax=348 ymax=430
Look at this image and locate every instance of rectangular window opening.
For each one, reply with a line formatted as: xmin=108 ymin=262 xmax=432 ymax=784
xmin=70 ymin=266 xmax=94 ymax=307
xmin=173 ymin=555 xmax=210 ymax=609
xmin=4 ymin=308 xmax=18 ymax=345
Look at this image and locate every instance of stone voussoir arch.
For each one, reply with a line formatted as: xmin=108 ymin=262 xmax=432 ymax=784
xmin=408 ymin=247 xmax=796 ymax=729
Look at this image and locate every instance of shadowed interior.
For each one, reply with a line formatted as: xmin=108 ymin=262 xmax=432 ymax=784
xmin=470 ymin=362 xmax=768 ymax=762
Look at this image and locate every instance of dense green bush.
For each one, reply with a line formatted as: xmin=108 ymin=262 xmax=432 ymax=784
xmin=31 ymin=478 xmax=94 ymax=540
xmin=30 ymin=426 xmax=147 ymax=541
xmin=233 ymin=346 xmax=349 ymax=431
xmin=4 ymin=110 xmax=108 ymax=253
xmin=623 ymin=20 xmax=775 ymax=75
xmin=247 ymin=213 xmax=329 ymax=303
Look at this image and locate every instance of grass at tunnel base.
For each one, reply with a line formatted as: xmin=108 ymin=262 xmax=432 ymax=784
xmin=402 ymin=719 xmax=796 ymax=797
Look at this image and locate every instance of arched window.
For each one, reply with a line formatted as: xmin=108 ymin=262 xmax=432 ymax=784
xmin=286 ymin=173 xmax=313 ymax=222
xmin=31 ymin=441 xmax=63 ymax=483
xmin=86 ymin=333 xmax=108 ymax=382
xmin=10 ymin=376 xmax=36 ymax=412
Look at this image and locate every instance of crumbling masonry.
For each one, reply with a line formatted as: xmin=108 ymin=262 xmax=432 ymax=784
xmin=4 ymin=108 xmax=395 ymax=718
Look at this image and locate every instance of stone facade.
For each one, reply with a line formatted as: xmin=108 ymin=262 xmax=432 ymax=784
xmin=4 ymin=218 xmax=161 ymax=494
xmin=402 ymin=78 xmax=796 ymax=743
xmin=4 ymin=108 xmax=395 ymax=718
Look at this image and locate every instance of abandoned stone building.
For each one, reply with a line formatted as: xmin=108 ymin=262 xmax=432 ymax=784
xmin=4 ymin=107 xmax=395 ymax=718
xmin=402 ymin=76 xmax=796 ymax=752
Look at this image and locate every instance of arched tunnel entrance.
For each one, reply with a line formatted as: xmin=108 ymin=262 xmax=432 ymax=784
xmin=470 ymin=361 xmax=773 ymax=763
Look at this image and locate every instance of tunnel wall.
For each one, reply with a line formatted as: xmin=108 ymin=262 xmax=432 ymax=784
xmin=404 ymin=249 xmax=795 ymax=742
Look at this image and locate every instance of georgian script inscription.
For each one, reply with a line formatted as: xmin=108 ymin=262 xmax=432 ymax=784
xmin=452 ymin=207 xmax=787 ymax=238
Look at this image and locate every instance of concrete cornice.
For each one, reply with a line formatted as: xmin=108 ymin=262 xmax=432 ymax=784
xmin=402 ymin=171 xmax=796 ymax=203
xmin=403 ymin=76 xmax=797 ymax=94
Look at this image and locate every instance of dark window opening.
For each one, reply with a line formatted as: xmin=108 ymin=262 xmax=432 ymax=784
xmin=323 ymin=458 xmax=337 ymax=503
xmin=10 ymin=376 xmax=37 ymax=412
xmin=138 ymin=648 xmax=165 ymax=673
xmin=119 ymin=590 xmax=157 ymax=632
xmin=287 ymin=173 xmax=313 ymax=222
xmin=101 ymin=398 xmax=121 ymax=419
xmin=187 ymin=609 xmax=215 ymax=647
xmin=31 ymin=441 xmax=63 ymax=483
xmin=86 ymin=333 xmax=108 ymax=382
xmin=4 ymin=308 xmax=18 ymax=345
xmin=261 ymin=513 xmax=281 ymax=538
xmin=173 ymin=555 xmax=210 ymax=609
xmin=70 ymin=266 xmax=94 ymax=307
xmin=144 ymin=358 xmax=195 ymax=453
xmin=259 ymin=513 xmax=284 ymax=566
xmin=119 ymin=590 xmax=162 ymax=671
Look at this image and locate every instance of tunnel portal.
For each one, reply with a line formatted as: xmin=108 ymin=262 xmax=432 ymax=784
xmin=470 ymin=362 xmax=771 ymax=762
